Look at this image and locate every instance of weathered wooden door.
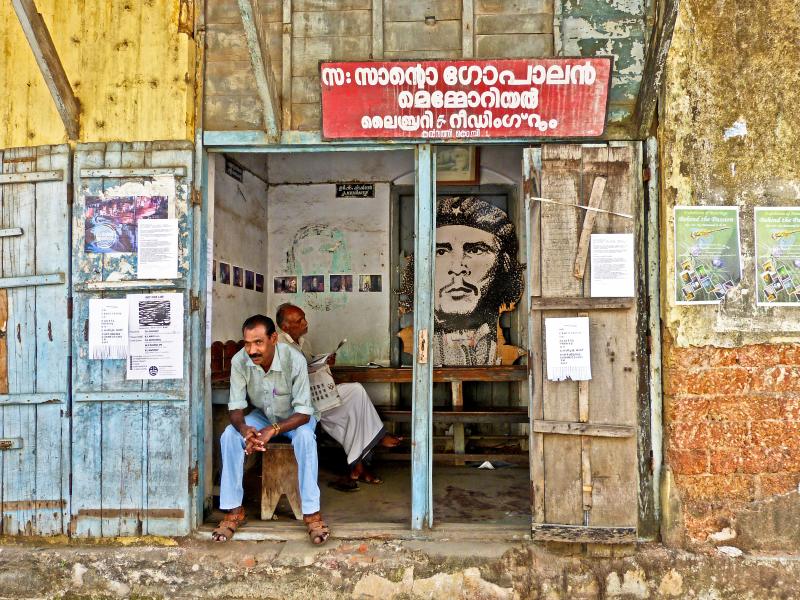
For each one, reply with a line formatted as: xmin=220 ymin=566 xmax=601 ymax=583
xmin=0 ymin=145 xmax=70 ymax=535
xmin=524 ymin=144 xmax=642 ymax=543
xmin=71 ymin=142 xmax=195 ymax=536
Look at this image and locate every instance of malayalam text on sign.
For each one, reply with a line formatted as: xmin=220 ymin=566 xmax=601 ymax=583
xmin=320 ymin=58 xmax=612 ymax=140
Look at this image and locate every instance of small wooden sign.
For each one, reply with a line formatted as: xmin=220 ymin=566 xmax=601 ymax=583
xmin=336 ymin=183 xmax=375 ymax=198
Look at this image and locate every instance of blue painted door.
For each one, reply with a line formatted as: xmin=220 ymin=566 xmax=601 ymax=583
xmin=0 ymin=145 xmax=70 ymax=535
xmin=71 ymin=142 xmax=196 ymax=537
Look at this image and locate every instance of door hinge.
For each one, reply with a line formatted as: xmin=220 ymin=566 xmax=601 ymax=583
xmin=191 ymin=188 xmax=202 ymax=206
xmin=190 ymin=293 xmax=200 ymax=312
xmin=642 ymin=167 xmax=651 ymax=182
xmin=67 ymin=182 xmax=74 ymax=205
xmin=188 ymin=465 xmax=199 ymax=490
xmin=67 ymin=297 xmax=73 ymax=320
xmin=646 ymin=333 xmax=652 ymax=355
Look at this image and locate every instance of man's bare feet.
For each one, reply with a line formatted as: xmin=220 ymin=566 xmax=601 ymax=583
xmin=379 ymin=434 xmax=402 ymax=448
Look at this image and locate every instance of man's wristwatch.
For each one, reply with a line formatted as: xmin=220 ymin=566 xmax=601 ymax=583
xmin=272 ymin=422 xmax=281 ymax=434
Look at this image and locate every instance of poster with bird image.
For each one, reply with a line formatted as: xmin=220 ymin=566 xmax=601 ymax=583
xmin=674 ymin=206 xmax=741 ymax=305
xmin=754 ymin=207 xmax=800 ymax=306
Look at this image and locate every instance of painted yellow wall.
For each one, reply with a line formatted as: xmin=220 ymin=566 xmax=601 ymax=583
xmin=0 ymin=0 xmax=195 ymax=148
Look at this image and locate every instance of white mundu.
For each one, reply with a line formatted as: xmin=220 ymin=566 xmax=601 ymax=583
xmin=277 ymin=330 xmax=386 ymax=467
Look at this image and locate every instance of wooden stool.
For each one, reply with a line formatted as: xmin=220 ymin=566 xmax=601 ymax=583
xmin=261 ymin=443 xmax=302 ymax=520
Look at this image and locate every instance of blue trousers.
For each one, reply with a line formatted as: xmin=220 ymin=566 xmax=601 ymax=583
xmin=219 ymin=410 xmax=320 ymax=515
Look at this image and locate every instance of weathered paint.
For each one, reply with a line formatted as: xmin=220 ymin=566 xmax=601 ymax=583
xmin=412 ymin=145 xmax=435 ymax=529
xmin=661 ymin=0 xmax=800 ymax=347
xmin=205 ymin=0 xmax=651 ymax=140
xmin=659 ymin=0 xmax=800 ymax=547
xmin=70 ymin=142 xmax=194 ymax=537
xmin=557 ymin=0 xmax=649 ymax=130
xmin=0 ymin=1 xmax=195 ymax=148
xmin=0 ymin=145 xmax=70 ymax=536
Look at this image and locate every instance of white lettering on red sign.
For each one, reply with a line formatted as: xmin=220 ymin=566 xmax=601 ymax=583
xmin=320 ymin=59 xmax=612 ymax=140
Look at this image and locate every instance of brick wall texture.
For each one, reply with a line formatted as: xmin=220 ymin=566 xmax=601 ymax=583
xmin=663 ymin=337 xmax=800 ymax=540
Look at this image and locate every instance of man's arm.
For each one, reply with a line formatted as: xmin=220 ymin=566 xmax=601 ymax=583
xmin=228 ymin=354 xmax=259 ymax=450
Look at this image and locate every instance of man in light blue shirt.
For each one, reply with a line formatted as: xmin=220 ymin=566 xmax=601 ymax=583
xmin=212 ymin=315 xmax=329 ymax=545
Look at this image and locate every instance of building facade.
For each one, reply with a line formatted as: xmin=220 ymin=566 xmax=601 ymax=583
xmin=0 ymin=0 xmax=796 ymax=552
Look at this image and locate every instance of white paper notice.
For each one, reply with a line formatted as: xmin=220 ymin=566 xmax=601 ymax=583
xmin=88 ymin=298 xmax=129 ymax=359
xmin=126 ymin=293 xmax=184 ymax=380
xmin=590 ymin=233 xmax=635 ymax=297
xmin=545 ymin=317 xmax=592 ymax=381
xmin=137 ymin=218 xmax=179 ymax=279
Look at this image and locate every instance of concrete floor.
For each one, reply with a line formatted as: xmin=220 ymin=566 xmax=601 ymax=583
xmin=211 ymin=461 xmax=531 ymax=530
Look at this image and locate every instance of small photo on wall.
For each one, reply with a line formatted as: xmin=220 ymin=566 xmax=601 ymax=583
xmin=255 ymin=273 xmax=264 ymax=293
xmin=219 ymin=262 xmax=230 ymax=285
xmin=212 ymin=260 xmax=217 ymax=282
xmin=330 ymin=274 xmax=353 ymax=292
xmin=359 ymin=274 xmax=382 ymax=292
xmin=302 ymin=275 xmax=325 ymax=293
xmin=233 ymin=266 xmax=243 ymax=287
xmin=274 ymin=276 xmax=297 ymax=293
xmin=245 ymin=270 xmax=255 ymax=290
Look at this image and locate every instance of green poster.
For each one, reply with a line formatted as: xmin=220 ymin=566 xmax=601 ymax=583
xmin=754 ymin=207 xmax=800 ymax=306
xmin=674 ymin=206 xmax=741 ymax=304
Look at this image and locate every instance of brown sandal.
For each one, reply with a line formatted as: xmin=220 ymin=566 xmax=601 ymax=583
xmin=212 ymin=507 xmax=246 ymax=542
xmin=303 ymin=512 xmax=330 ymax=545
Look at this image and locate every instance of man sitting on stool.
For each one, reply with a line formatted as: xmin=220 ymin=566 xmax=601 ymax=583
xmin=212 ymin=314 xmax=330 ymax=544
xmin=276 ymin=303 xmax=401 ymax=491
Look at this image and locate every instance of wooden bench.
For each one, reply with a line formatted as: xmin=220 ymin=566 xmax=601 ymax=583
xmin=332 ymin=365 xmax=528 ymax=464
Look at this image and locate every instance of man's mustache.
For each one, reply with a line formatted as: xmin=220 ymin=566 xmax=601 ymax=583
xmin=248 ymin=353 xmax=262 ymax=360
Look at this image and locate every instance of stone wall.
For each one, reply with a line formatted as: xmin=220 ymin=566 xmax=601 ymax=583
xmin=660 ymin=0 xmax=800 ymax=546
xmin=663 ymin=336 xmax=800 ymax=542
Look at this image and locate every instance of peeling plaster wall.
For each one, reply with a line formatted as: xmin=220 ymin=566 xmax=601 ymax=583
xmin=557 ymin=0 xmax=650 ymax=128
xmin=661 ymin=1 xmax=800 ymax=347
xmin=660 ymin=0 xmax=800 ymax=546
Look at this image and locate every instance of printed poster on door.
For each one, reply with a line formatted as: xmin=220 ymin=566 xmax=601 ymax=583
xmin=84 ymin=176 xmax=175 ymax=254
xmin=674 ymin=206 xmax=742 ymax=305
xmin=126 ymin=292 xmax=184 ymax=380
xmin=755 ymin=207 xmax=800 ymax=306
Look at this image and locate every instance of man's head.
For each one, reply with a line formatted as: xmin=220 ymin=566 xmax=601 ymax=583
xmin=433 ymin=196 xmax=523 ymax=330
xmin=276 ymin=303 xmax=308 ymax=342
xmin=241 ymin=314 xmax=278 ymax=369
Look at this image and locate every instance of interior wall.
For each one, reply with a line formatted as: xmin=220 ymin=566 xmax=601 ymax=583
xmin=265 ymin=150 xmax=413 ymax=365
xmin=211 ymin=154 xmax=269 ymax=342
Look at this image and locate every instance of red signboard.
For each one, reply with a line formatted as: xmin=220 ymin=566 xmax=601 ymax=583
xmin=320 ymin=58 xmax=612 ymax=141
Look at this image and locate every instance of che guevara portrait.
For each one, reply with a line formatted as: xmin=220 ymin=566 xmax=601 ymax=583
xmin=399 ymin=196 xmax=525 ymax=366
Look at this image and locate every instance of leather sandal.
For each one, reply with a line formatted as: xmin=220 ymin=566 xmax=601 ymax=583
xmin=303 ymin=512 xmax=330 ymax=545
xmin=211 ymin=507 xmax=246 ymax=542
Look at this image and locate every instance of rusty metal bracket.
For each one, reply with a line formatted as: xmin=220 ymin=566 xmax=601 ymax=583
xmin=0 ymin=437 xmax=23 ymax=450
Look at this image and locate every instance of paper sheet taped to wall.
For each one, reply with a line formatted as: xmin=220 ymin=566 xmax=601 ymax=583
xmin=545 ymin=317 xmax=592 ymax=381
xmin=88 ymin=298 xmax=129 ymax=359
xmin=590 ymin=233 xmax=635 ymax=297
xmin=126 ymin=292 xmax=184 ymax=380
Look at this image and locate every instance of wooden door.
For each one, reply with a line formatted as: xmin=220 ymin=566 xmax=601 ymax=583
xmin=0 ymin=145 xmax=70 ymax=535
xmin=525 ymin=144 xmax=642 ymax=543
xmin=71 ymin=142 xmax=195 ymax=537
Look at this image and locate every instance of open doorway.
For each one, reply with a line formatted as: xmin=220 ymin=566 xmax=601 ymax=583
xmin=204 ymin=145 xmax=532 ymax=532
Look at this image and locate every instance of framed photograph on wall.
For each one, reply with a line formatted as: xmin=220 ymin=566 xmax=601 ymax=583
xmin=436 ymin=147 xmax=479 ymax=185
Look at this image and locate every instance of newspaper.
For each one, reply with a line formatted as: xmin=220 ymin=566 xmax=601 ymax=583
xmin=307 ymin=338 xmax=347 ymax=368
